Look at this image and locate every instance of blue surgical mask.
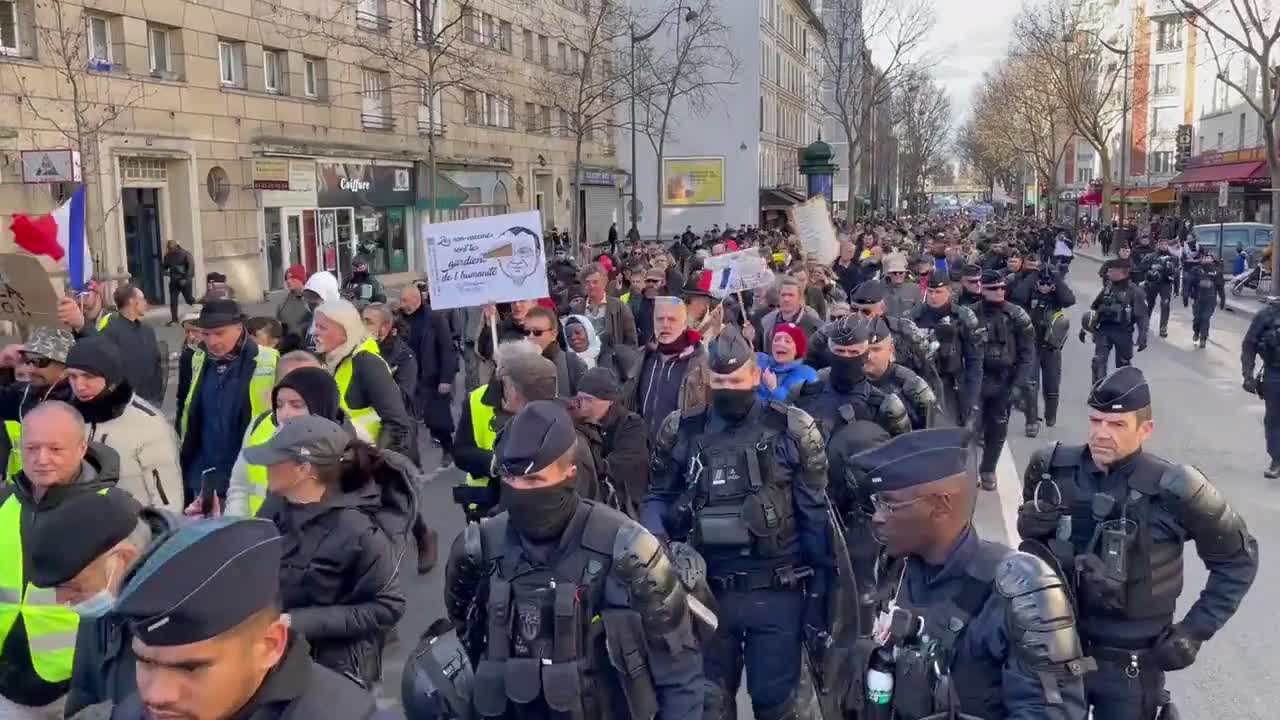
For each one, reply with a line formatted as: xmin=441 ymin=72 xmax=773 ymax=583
xmin=69 ymin=555 xmax=119 ymax=618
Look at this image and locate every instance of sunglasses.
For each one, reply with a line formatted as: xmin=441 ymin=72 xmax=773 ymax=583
xmin=526 ymin=327 xmax=555 ymax=338
xmin=20 ymin=354 xmax=56 ymax=368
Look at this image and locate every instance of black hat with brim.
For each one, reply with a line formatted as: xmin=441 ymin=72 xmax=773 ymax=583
xmin=195 ymin=299 xmax=245 ymax=329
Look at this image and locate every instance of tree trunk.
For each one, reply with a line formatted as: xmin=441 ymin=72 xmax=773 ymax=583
xmin=1098 ymin=149 xmax=1113 ymax=227
xmin=654 ymin=133 xmax=666 ymax=248
xmin=572 ymin=137 xmax=583 ymax=259
xmin=1271 ymin=163 xmax=1280 ymax=287
xmin=846 ymin=141 xmax=858 ymax=219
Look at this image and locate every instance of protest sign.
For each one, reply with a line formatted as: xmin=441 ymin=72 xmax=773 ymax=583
xmin=423 ymin=211 xmax=550 ymax=311
xmin=791 ymin=195 xmax=838 ymax=264
xmin=0 ymin=254 xmax=59 ymax=327
xmin=701 ymin=248 xmax=775 ymax=296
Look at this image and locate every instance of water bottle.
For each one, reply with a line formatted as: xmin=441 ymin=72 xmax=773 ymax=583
xmin=865 ymin=648 xmax=894 ymax=720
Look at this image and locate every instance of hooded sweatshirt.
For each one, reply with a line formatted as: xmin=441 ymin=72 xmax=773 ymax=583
xmin=301 ymin=272 xmax=340 ymax=351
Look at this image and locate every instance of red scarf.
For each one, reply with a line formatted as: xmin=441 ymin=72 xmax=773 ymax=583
xmin=656 ymin=328 xmax=701 ymax=356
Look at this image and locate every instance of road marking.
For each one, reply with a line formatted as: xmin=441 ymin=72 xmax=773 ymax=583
xmin=995 ymin=444 xmax=1021 ymax=547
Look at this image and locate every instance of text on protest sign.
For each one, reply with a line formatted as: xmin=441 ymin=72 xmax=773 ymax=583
xmin=422 ymin=211 xmax=550 ymax=311
xmin=701 ymin=249 xmax=775 ymax=296
xmin=791 ymin=195 xmax=839 ymax=265
xmin=0 ymin=254 xmax=60 ymax=327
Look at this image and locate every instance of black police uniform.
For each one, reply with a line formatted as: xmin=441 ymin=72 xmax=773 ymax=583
xmin=910 ymin=280 xmax=985 ymax=426
xmin=850 ymin=281 xmax=945 ymax=402
xmin=972 ymin=272 xmax=1036 ymax=488
xmin=1241 ymin=301 xmax=1280 ymax=476
xmin=1022 ymin=271 xmax=1076 ymax=429
xmin=845 ymin=429 xmax=1090 ymax=720
xmin=441 ymin=402 xmax=703 ymax=720
xmin=1018 ymin=368 xmax=1258 ymax=720
xmin=1184 ymin=259 xmax=1225 ymax=347
xmin=1138 ymin=249 xmax=1179 ymax=337
xmin=645 ymin=328 xmax=832 ymax=720
xmin=957 ymin=264 xmax=984 ymax=307
xmin=1088 ymin=262 xmax=1148 ymax=386
xmin=870 ymin=361 xmax=938 ymax=431
xmin=1179 ymin=242 xmax=1202 ymax=307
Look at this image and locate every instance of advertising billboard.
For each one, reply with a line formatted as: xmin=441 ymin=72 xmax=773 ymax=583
xmin=662 ymin=156 xmax=725 ymax=206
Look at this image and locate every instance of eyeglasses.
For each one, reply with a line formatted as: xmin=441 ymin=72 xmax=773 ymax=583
xmin=19 ymin=354 xmax=56 ymax=368
xmin=869 ymin=492 xmax=940 ymax=516
xmin=526 ymin=327 xmax=555 ymax=338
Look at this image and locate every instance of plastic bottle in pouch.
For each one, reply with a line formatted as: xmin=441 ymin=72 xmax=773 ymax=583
xmin=865 ymin=648 xmax=894 ymax=719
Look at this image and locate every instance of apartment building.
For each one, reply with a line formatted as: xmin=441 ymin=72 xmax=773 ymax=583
xmin=0 ymin=0 xmax=617 ymax=302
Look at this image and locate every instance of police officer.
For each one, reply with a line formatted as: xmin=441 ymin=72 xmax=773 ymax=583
xmin=104 ymin=518 xmax=392 ymax=718
xmin=1138 ymin=239 xmax=1179 ymax=338
xmin=972 ymin=271 xmax=1035 ymax=490
xmin=957 ymin=264 xmax=984 ymax=306
xmin=793 ymin=315 xmax=911 ymax=441
xmin=844 ymin=428 xmax=1090 ymax=720
xmin=1017 ymin=368 xmax=1258 ymax=720
xmin=861 ymin=317 xmax=939 ymax=431
xmin=910 ymin=274 xmax=985 ymax=426
xmin=1241 ymin=297 xmax=1280 ymax=477
xmin=1088 ymin=259 xmax=1148 ymax=386
xmin=1023 ymin=269 xmax=1076 ymax=431
xmin=1180 ymin=238 xmax=1202 ymax=307
xmin=442 ymin=401 xmax=704 ymax=720
xmin=850 ymin=280 xmax=944 ymax=403
xmin=646 ymin=327 xmax=832 ymax=720
xmin=1185 ymin=252 xmax=1226 ymax=349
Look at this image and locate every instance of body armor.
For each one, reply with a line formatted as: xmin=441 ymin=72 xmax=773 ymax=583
xmin=1027 ymin=296 xmax=1070 ymax=349
xmin=793 ymin=372 xmax=910 ymax=442
xmin=872 ymin=364 xmax=936 ymax=430
xmin=976 ymin=302 xmax=1031 ymax=373
xmin=910 ymin=303 xmax=979 ymax=379
xmin=1257 ymin=311 xmax=1280 ymax=366
xmin=1097 ymin=285 xmax=1135 ymax=327
xmin=1142 ymin=252 xmax=1178 ymax=286
xmin=883 ymin=315 xmax=943 ymax=397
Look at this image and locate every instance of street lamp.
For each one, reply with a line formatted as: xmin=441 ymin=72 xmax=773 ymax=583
xmin=1063 ymin=29 xmax=1132 ymax=226
xmin=630 ymin=7 xmax=697 ymax=241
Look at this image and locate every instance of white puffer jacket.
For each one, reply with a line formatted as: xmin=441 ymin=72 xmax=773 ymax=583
xmin=74 ymin=384 xmax=183 ymax=510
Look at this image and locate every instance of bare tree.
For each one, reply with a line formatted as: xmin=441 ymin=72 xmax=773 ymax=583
xmin=1014 ymin=0 xmax=1140 ymax=224
xmin=1174 ymin=0 xmax=1280 ymax=278
xmin=5 ymin=0 xmax=151 ymax=276
xmin=632 ymin=0 xmax=738 ymax=245
xmin=817 ymin=0 xmax=934 ymax=215
xmin=955 ymin=117 xmax=1020 ymax=203
xmin=894 ymin=69 xmax=952 ymax=215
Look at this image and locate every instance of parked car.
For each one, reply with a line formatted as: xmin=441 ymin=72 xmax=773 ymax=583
xmin=1191 ymin=222 xmax=1273 ymax=270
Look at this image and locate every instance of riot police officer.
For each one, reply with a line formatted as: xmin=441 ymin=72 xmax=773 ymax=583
xmin=957 ymin=264 xmax=984 ymax=306
xmin=972 ymin=271 xmax=1035 ymax=490
xmin=910 ymin=275 xmax=984 ymax=426
xmin=1242 ymin=297 xmax=1280 ymax=477
xmin=850 ymin=280 xmax=944 ymax=402
xmin=793 ymin=315 xmax=911 ymax=441
xmin=1138 ymin=238 xmax=1179 ymax=338
xmin=441 ymin=401 xmax=704 ymax=720
xmin=1017 ymin=367 xmax=1258 ymax=720
xmin=1023 ymin=269 xmax=1076 ymax=431
xmin=860 ymin=316 xmax=939 ymax=430
xmin=843 ymin=428 xmax=1090 ymax=720
xmin=646 ymin=327 xmax=833 ymax=720
xmin=1186 ymin=252 xmax=1225 ymax=349
xmin=1088 ymin=259 xmax=1148 ymax=386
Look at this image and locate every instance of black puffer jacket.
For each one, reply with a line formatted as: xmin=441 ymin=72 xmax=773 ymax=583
xmin=268 ymin=454 xmax=416 ymax=686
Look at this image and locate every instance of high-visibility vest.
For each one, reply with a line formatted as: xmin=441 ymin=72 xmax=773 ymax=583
xmin=620 ymin=291 xmax=631 ymax=305
xmin=243 ymin=413 xmax=277 ymax=516
xmin=465 ymin=385 xmax=497 ymax=490
xmin=4 ymin=421 xmax=20 ymax=482
xmin=0 ymin=492 xmax=90 ymax=683
xmin=95 ymin=313 xmax=113 ymax=332
xmin=180 ymin=345 xmax=279 ymax=439
xmin=334 ymin=337 xmax=387 ymax=444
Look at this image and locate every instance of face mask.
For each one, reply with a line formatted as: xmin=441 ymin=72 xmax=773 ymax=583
xmin=503 ymin=481 xmax=579 ymax=541
xmin=829 ymin=354 xmax=866 ymax=391
xmin=71 ymin=555 xmax=119 ymax=618
xmin=711 ymin=388 xmax=756 ymax=422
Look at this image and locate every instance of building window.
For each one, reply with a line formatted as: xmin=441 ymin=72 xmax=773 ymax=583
xmin=541 ymin=105 xmax=551 ymax=134
xmin=361 ymin=69 xmax=392 ymax=129
xmin=539 ymin=34 xmax=549 ymax=65
xmin=218 ymin=41 xmax=244 ymax=87
xmin=525 ymin=101 xmax=537 ymax=131
xmin=1152 ymin=106 xmax=1177 ymax=136
xmin=304 ymin=58 xmax=319 ymax=97
xmin=523 ymin=29 xmax=534 ymax=61
xmin=0 ymin=0 xmax=17 ymax=54
xmin=87 ymin=15 xmax=111 ymax=64
xmin=419 ymin=84 xmax=443 ymax=134
xmin=414 ymin=0 xmax=444 ymax=43
xmin=357 ymin=0 xmax=389 ymax=32
xmin=463 ymin=7 xmax=479 ymax=43
xmin=1076 ymin=167 xmax=1093 ymax=184
xmin=1156 ymin=19 xmax=1181 ymax=52
xmin=1217 ymin=131 xmax=1224 ymax=148
xmin=120 ymin=157 xmax=168 ymax=181
xmin=1153 ymin=63 xmax=1179 ymax=95
xmin=148 ymin=25 xmax=171 ymax=73
xmin=263 ymin=50 xmax=282 ymax=93
xmin=499 ymin=20 xmax=512 ymax=52
xmin=1240 ymin=112 xmax=1247 ymax=148
xmin=1150 ymin=151 xmax=1174 ymax=174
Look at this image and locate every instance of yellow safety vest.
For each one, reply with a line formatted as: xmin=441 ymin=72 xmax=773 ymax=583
xmin=180 ymin=345 xmax=279 ymax=439
xmin=4 ymin=421 xmax=20 ymax=482
xmin=244 ymin=413 xmax=277 ymax=517
xmin=0 ymin=493 xmax=86 ymax=683
xmin=95 ymin=313 xmax=112 ymax=332
xmin=620 ymin=291 xmax=631 ymax=305
xmin=334 ymin=337 xmax=387 ymax=444
xmin=465 ymin=385 xmax=497 ymax=490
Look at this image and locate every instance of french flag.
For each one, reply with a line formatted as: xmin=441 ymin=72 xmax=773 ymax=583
xmin=700 ymin=268 xmax=732 ymax=293
xmin=8 ymin=185 xmax=90 ymax=290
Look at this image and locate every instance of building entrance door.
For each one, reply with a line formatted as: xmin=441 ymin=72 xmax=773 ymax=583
xmin=283 ymin=209 xmax=320 ymax=277
xmin=122 ymin=188 xmax=164 ymax=303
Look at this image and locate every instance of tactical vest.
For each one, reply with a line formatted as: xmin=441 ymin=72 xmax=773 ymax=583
xmin=890 ymin=541 xmax=1010 ymax=720
xmin=913 ymin=308 xmax=963 ymax=377
xmin=686 ymin=403 xmax=799 ymax=563
xmin=472 ymin=502 xmax=658 ymax=720
xmin=1097 ymin=286 xmax=1134 ymax=327
xmin=1196 ymin=269 xmax=1220 ymax=294
xmin=1145 ymin=254 xmax=1175 ymax=284
xmin=1029 ymin=445 xmax=1183 ymax=630
xmin=978 ymin=305 xmax=1016 ymax=371
xmin=795 ymin=377 xmax=879 ymax=442
xmin=1257 ymin=311 xmax=1280 ymax=366
xmin=886 ymin=317 xmax=932 ymax=379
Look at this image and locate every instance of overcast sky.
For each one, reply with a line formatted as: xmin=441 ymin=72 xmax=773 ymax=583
xmin=926 ymin=0 xmax=1025 ymax=123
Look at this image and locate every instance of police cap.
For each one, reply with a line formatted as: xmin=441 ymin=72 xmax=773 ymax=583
xmin=27 ymin=487 xmax=143 ymax=588
xmin=926 ymin=274 xmax=951 ymax=289
xmin=826 ymin=315 xmax=871 ymax=347
xmin=707 ymin=325 xmax=756 ymax=374
xmin=114 ymin=518 xmax=284 ymax=647
xmin=980 ymin=270 xmax=1006 ymax=288
xmin=493 ymin=400 xmax=577 ymax=477
xmin=1088 ymin=366 xmax=1151 ymax=413
xmin=847 ymin=427 xmax=974 ymax=492
xmin=1105 ymin=258 xmax=1133 ymax=273
xmin=850 ymin=280 xmax=887 ymax=304
xmin=961 ymin=264 xmax=983 ymax=280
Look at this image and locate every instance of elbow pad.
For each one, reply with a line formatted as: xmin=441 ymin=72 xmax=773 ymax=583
xmin=1158 ymin=465 xmax=1254 ymax=559
xmin=649 ymin=411 xmax=682 ymax=477
xmin=612 ymin=523 xmax=688 ymax=636
xmin=444 ymin=523 xmax=488 ymax=626
xmin=997 ymin=552 xmax=1095 ymax=701
xmin=786 ymin=405 xmax=830 ymax=488
xmin=878 ymin=394 xmax=912 ymax=436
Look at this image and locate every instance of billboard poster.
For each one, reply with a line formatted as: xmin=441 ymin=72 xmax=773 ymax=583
xmin=662 ymin=157 xmax=726 ymax=206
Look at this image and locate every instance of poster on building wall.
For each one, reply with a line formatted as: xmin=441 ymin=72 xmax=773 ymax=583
xmin=0 ymin=254 xmax=60 ymax=327
xmin=701 ymin=249 xmax=774 ymax=297
xmin=422 ymin=210 xmax=549 ymax=310
xmin=790 ymin=195 xmax=838 ymax=265
xmin=662 ymin=157 xmax=726 ymax=206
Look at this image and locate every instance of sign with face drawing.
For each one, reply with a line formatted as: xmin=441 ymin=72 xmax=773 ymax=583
xmin=422 ymin=210 xmax=550 ymax=310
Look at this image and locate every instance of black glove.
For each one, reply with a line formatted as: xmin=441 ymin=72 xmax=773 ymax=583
xmin=1152 ymin=623 xmax=1202 ymax=672
xmin=1244 ymin=376 xmax=1259 ymax=394
xmin=1016 ymin=501 xmax=1061 ymax=540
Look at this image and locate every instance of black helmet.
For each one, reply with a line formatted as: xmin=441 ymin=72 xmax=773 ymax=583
xmin=401 ymin=619 xmax=474 ymax=720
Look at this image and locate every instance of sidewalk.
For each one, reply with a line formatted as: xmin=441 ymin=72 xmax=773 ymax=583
xmin=1073 ymin=248 xmax=1268 ymax=319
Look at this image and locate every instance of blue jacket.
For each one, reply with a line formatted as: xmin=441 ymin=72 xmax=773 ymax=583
xmin=755 ymin=353 xmax=818 ymax=401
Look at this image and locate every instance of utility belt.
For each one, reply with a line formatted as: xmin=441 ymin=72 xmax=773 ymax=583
xmin=707 ymin=563 xmax=810 ymax=593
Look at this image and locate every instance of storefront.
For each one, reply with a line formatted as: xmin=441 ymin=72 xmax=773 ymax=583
xmin=257 ymin=158 xmax=319 ymax=291
xmin=316 ymin=161 xmax=416 ymax=279
xmin=574 ymin=169 xmax=621 ymax=247
xmin=1169 ymin=148 xmax=1272 ymax=225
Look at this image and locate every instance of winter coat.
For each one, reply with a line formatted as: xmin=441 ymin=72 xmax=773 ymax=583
xmin=578 ymin=402 xmax=648 ymax=519
xmin=98 ymin=314 xmax=165 ymax=407
xmin=341 ymin=272 xmax=386 ymax=308
xmin=586 ymin=295 xmax=639 ymax=347
xmin=72 ymin=382 xmax=182 ymax=511
xmin=267 ymin=455 xmax=415 ymax=685
xmin=401 ymin=303 xmax=459 ymax=435
xmin=758 ymin=307 xmax=823 ymax=351
xmin=628 ymin=336 xmax=708 ymax=439
xmin=755 ymin=353 xmax=818 ymax=402
xmin=477 ymin=313 xmax=528 ymax=361
xmin=301 ymin=272 xmax=341 ymax=351
xmin=161 ymin=247 xmax=193 ymax=283
xmin=544 ymin=341 xmax=587 ymax=397
xmin=378 ymin=334 xmax=419 ymax=417
xmin=884 ymin=281 xmax=923 ymax=318
xmin=276 ymin=291 xmax=314 ymax=349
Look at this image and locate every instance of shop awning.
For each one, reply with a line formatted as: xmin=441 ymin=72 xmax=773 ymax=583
xmin=1168 ymin=161 xmax=1267 ymax=187
xmin=760 ymin=187 xmax=809 ymax=211
xmin=416 ymin=170 xmax=469 ymax=212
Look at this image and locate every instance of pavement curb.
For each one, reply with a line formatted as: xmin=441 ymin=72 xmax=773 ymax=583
xmin=1074 ymin=249 xmax=1262 ymax=319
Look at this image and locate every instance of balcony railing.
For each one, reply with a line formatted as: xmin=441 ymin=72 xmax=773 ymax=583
xmin=361 ymin=112 xmax=395 ymax=131
xmin=356 ymin=10 xmax=391 ymax=33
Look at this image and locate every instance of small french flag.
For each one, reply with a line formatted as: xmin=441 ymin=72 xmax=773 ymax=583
xmin=8 ymin=185 xmax=90 ymax=290
xmin=700 ymin=268 xmax=732 ymax=293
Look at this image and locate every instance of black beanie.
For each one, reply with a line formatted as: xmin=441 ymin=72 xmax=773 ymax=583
xmin=65 ymin=336 xmax=124 ymax=386
xmin=273 ymin=367 xmax=343 ymax=423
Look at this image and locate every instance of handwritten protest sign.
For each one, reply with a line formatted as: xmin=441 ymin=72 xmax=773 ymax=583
xmin=701 ymin=248 xmax=775 ymax=297
xmin=423 ymin=211 xmax=550 ymax=311
xmin=791 ymin=195 xmax=838 ymax=265
xmin=0 ymin=254 xmax=59 ymax=327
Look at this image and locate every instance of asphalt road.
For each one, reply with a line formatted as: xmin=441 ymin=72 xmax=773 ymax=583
xmin=379 ymin=257 xmax=1274 ymax=716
